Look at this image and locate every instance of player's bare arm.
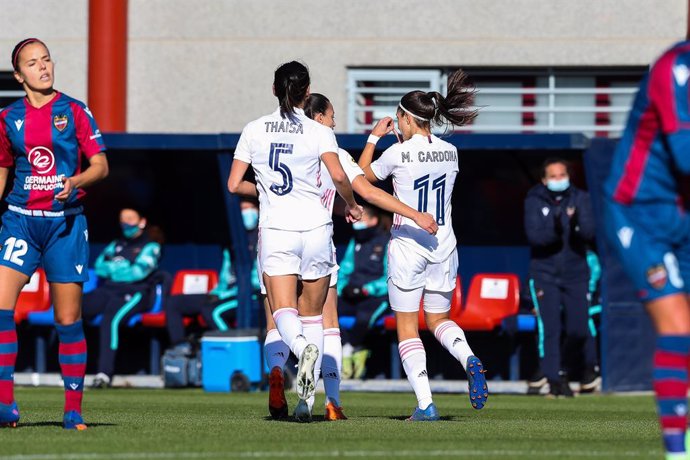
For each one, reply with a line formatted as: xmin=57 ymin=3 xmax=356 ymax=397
xmin=0 ymin=168 xmax=8 ymax=198
xmin=55 ymin=153 xmax=108 ymax=202
xmin=352 ymin=176 xmax=438 ymax=235
xmin=359 ymin=117 xmax=395 ymax=183
xmin=322 ymin=151 xmax=362 ymax=222
xmin=227 ymin=159 xmax=254 ymax=196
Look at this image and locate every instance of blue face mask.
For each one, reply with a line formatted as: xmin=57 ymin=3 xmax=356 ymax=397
xmin=242 ymin=208 xmax=259 ymax=231
xmin=352 ymin=221 xmax=369 ymax=231
xmin=546 ymin=178 xmax=570 ymax=193
xmin=121 ymin=223 xmax=141 ymax=239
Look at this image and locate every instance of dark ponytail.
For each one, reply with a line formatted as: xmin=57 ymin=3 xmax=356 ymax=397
xmin=304 ymin=93 xmax=330 ymax=119
xmin=273 ymin=61 xmax=310 ymax=122
xmin=398 ymin=69 xmax=477 ymax=131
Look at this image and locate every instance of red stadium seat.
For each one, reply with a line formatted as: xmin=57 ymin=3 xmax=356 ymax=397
xmin=14 ymin=269 xmax=51 ymax=323
xmin=383 ymin=276 xmax=462 ymax=331
xmin=141 ymin=269 xmax=219 ymax=328
xmin=457 ymin=273 xmax=520 ymax=331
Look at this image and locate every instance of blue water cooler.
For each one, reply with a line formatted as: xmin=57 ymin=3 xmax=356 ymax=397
xmin=201 ymin=330 xmax=265 ymax=392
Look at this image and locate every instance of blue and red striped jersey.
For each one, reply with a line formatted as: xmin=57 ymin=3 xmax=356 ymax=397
xmin=0 ymin=92 xmax=105 ymax=212
xmin=605 ymin=41 xmax=690 ymax=205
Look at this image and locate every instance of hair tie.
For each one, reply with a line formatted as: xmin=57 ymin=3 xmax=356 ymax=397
xmin=398 ymin=103 xmax=430 ymax=122
xmin=12 ymin=38 xmax=44 ymax=70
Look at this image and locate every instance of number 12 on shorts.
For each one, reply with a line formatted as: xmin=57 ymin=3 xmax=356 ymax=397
xmin=414 ymin=174 xmax=446 ymax=225
xmin=3 ymin=237 xmax=27 ymax=266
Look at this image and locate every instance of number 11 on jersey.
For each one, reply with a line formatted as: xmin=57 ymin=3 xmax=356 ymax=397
xmin=414 ymin=174 xmax=446 ymax=225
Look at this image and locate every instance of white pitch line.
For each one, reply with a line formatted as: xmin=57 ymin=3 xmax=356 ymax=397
xmin=0 ymin=449 xmax=661 ymax=460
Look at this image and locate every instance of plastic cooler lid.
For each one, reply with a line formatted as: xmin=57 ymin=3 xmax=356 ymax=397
xmin=201 ymin=329 xmax=261 ymax=342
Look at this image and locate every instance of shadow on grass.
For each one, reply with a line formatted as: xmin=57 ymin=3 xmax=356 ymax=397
xmin=18 ymin=421 xmax=117 ymax=428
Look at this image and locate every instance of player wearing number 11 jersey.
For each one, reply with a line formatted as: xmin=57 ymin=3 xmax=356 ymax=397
xmin=358 ymin=69 xmax=488 ymax=421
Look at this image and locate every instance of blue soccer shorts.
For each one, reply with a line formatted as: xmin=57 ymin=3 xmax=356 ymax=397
xmin=0 ymin=210 xmax=90 ymax=283
xmin=604 ymin=198 xmax=690 ymax=302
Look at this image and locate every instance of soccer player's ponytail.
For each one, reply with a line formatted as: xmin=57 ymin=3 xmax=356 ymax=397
xmin=274 ymin=61 xmax=310 ymax=122
xmin=397 ymin=69 xmax=477 ymax=131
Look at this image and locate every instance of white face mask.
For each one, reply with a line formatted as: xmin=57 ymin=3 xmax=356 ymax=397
xmin=546 ymin=178 xmax=570 ymax=193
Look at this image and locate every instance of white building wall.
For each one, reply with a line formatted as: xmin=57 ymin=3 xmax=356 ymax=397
xmin=0 ymin=0 xmax=686 ymax=132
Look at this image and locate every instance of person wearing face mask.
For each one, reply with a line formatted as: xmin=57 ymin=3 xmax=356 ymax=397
xmin=336 ymin=205 xmax=391 ymax=380
xmin=81 ymin=207 xmax=166 ymax=388
xmin=162 ymin=199 xmax=261 ymax=351
xmin=524 ymin=158 xmax=596 ymax=398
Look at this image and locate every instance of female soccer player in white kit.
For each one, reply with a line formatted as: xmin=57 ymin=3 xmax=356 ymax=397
xmin=358 ymin=70 xmax=488 ymax=421
xmin=263 ymin=93 xmax=438 ymax=421
xmin=227 ymin=62 xmax=363 ymax=422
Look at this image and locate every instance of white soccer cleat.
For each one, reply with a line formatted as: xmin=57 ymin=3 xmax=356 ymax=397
xmin=296 ymin=343 xmax=319 ymax=401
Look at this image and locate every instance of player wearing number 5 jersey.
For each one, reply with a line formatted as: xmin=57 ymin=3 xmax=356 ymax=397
xmin=0 ymin=39 xmax=108 ymax=430
xmin=227 ymin=61 xmax=363 ymax=422
xmin=359 ymin=69 xmax=487 ymax=421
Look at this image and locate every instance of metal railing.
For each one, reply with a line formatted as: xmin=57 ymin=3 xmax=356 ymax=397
xmin=348 ymin=69 xmax=641 ymax=137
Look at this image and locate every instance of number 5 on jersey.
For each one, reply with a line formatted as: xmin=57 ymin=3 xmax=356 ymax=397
xmin=414 ymin=174 xmax=447 ymax=225
xmin=269 ymin=143 xmax=294 ymax=196
xmin=3 ymin=237 xmax=28 ymax=267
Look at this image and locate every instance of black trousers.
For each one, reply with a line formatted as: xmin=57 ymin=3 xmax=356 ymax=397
xmin=530 ymin=276 xmax=593 ymax=382
xmin=164 ymin=294 xmax=237 ymax=345
xmin=338 ymin=295 xmax=388 ymax=349
xmin=82 ymin=283 xmax=155 ymax=377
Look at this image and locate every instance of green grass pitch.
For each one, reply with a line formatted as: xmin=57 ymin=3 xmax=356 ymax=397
xmin=1 ymin=387 xmax=662 ymax=459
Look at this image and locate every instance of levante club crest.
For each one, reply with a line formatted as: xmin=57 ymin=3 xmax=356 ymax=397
xmin=53 ymin=115 xmax=68 ymax=132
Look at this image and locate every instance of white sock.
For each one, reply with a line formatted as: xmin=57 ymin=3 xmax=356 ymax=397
xmin=264 ymin=328 xmax=290 ymax=370
xmin=272 ymin=308 xmax=307 ymax=358
xmin=300 ymin=315 xmax=323 ymax=411
xmin=342 ymin=342 xmax=354 ymax=358
xmin=322 ymin=328 xmax=342 ymax=406
xmin=434 ymin=320 xmax=474 ymax=370
xmin=399 ymin=338 xmax=432 ymax=410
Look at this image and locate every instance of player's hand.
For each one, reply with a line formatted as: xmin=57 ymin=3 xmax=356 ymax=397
xmin=345 ymin=204 xmax=364 ymax=223
xmin=371 ymin=117 xmax=395 ymax=137
xmin=55 ymin=177 xmax=74 ymax=202
xmin=414 ymin=212 xmax=438 ymax=235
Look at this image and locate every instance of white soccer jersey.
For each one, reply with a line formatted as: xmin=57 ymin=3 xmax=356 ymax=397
xmin=319 ymin=148 xmax=364 ymax=215
xmin=370 ymin=133 xmax=458 ymax=262
xmin=234 ymin=108 xmax=339 ymax=231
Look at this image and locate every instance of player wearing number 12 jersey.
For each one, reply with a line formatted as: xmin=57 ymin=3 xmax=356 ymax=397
xmin=227 ymin=61 xmax=363 ymax=422
xmin=0 ymin=39 xmax=108 ymax=430
xmin=359 ymin=69 xmax=488 ymax=421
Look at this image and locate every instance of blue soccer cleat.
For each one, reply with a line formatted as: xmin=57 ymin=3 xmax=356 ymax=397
xmin=0 ymin=401 xmax=19 ymax=428
xmin=466 ymin=356 xmax=488 ymax=410
xmin=406 ymin=403 xmax=440 ymax=421
xmin=63 ymin=410 xmax=87 ymax=431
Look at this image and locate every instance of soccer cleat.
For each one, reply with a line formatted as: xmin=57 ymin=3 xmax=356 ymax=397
xmin=294 ymin=398 xmax=312 ymax=423
xmin=352 ymin=349 xmax=369 ymax=380
xmin=324 ymin=401 xmax=347 ymax=421
xmin=580 ymin=366 xmax=601 ymax=394
xmin=91 ymin=372 xmax=111 ymax=389
xmin=268 ymin=366 xmax=288 ymax=420
xmin=466 ymin=356 xmax=488 ymax=410
xmin=406 ymin=403 xmax=440 ymax=421
xmin=63 ymin=410 xmax=87 ymax=430
xmin=295 ymin=344 xmax=319 ymax=401
xmin=0 ymin=401 xmax=19 ymax=428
